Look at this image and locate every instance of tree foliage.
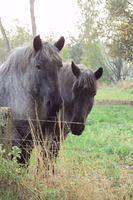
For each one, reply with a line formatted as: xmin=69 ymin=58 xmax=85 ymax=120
xmin=77 ymin=0 xmax=102 ymax=42
xmin=81 ymin=40 xmax=105 ymax=69
xmin=76 ymin=0 xmax=133 ymax=82
xmin=61 ymin=45 xmax=71 ymax=62
xmin=68 ymin=36 xmax=83 ymax=64
xmin=77 ymin=0 xmax=106 ymax=80
xmin=0 ymin=18 xmax=11 ymax=52
xmin=9 ymin=21 xmax=32 ymax=48
xmin=0 ymin=20 xmax=32 ymax=63
xmin=105 ymin=0 xmax=133 ymax=61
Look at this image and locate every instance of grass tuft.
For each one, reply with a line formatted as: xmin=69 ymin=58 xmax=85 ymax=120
xmin=0 ymin=105 xmax=132 ymax=199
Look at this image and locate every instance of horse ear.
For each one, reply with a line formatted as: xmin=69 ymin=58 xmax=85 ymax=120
xmin=54 ymin=36 xmax=65 ymax=51
xmin=33 ymin=35 xmax=42 ymax=51
xmin=71 ymin=61 xmax=81 ymax=78
xmin=94 ymin=67 xmax=103 ymax=80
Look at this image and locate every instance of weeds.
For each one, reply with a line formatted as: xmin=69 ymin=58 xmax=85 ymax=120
xmin=0 ymin=105 xmax=133 ymax=199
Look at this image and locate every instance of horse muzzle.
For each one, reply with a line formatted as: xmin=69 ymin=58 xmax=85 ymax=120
xmin=70 ymin=122 xmax=85 ymax=136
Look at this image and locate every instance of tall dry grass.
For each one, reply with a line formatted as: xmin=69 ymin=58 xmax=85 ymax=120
xmin=1 ymin=110 xmax=132 ymax=200
xmin=19 ymin=146 xmax=133 ymax=200
xmin=116 ymin=80 xmax=133 ymax=90
xmin=19 ymin=117 xmax=133 ymax=200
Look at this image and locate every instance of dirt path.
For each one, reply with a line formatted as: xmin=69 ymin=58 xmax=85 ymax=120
xmin=95 ymin=100 xmax=133 ymax=105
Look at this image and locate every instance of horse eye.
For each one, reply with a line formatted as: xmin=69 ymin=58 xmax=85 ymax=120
xmin=91 ymin=92 xmax=96 ymax=97
xmin=36 ymin=65 xmax=41 ymax=70
xmin=58 ymin=63 xmax=63 ymax=69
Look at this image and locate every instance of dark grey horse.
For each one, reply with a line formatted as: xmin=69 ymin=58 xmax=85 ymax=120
xmin=49 ymin=61 xmax=103 ymax=160
xmin=59 ymin=61 xmax=103 ymax=136
xmin=0 ymin=35 xmax=65 ymax=164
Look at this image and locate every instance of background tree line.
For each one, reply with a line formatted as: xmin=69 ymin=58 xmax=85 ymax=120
xmin=0 ymin=0 xmax=133 ymax=82
xmin=62 ymin=0 xmax=133 ymax=82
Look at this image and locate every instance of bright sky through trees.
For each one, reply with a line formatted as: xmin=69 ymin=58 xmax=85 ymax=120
xmin=0 ymin=0 xmax=81 ymax=39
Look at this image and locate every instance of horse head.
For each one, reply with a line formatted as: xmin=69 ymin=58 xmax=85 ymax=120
xmin=31 ymin=35 xmax=65 ymax=121
xmin=70 ymin=61 xmax=103 ymax=135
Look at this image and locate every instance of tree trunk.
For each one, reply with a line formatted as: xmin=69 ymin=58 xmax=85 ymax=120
xmin=116 ymin=57 xmax=123 ymax=81
xmin=30 ymin=0 xmax=37 ymax=38
xmin=0 ymin=18 xmax=11 ymax=52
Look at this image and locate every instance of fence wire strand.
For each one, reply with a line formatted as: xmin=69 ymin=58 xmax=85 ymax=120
xmin=12 ymin=118 xmax=133 ymax=126
xmin=0 ymin=116 xmax=133 ymax=153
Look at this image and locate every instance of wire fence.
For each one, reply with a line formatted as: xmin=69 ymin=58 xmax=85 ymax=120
xmin=12 ymin=117 xmax=133 ymax=126
xmin=0 ymin=112 xmax=133 ymax=154
xmin=0 ymin=117 xmax=132 ymax=145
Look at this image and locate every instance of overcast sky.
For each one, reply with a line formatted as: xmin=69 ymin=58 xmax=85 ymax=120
xmin=0 ymin=0 xmax=81 ymax=40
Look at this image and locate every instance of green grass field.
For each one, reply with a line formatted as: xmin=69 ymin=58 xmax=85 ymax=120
xmin=0 ymin=104 xmax=132 ymax=200
xmin=96 ymin=86 xmax=133 ymax=100
xmin=64 ymin=105 xmax=133 ymax=175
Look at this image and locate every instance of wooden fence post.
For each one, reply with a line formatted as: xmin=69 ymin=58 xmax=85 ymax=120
xmin=0 ymin=107 xmax=13 ymax=158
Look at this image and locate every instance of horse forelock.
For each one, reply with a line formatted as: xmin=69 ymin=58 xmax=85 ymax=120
xmin=78 ymin=68 xmax=97 ymax=93
xmin=40 ymin=42 xmax=61 ymax=64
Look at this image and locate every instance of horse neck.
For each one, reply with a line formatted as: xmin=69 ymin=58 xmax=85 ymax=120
xmin=60 ymin=64 xmax=75 ymax=103
xmin=59 ymin=64 xmax=76 ymax=121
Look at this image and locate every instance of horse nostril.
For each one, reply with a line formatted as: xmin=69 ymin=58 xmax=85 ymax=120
xmin=71 ymin=123 xmax=85 ymax=135
xmin=47 ymin=100 xmax=52 ymax=107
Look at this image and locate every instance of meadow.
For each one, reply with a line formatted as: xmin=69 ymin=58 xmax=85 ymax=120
xmin=0 ymin=85 xmax=133 ymax=200
xmin=96 ymin=81 xmax=133 ymax=100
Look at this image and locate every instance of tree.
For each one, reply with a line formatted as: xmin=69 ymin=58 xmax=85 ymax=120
xmin=101 ymin=0 xmax=133 ymax=81
xmin=77 ymin=0 xmax=102 ymax=43
xmin=0 ymin=38 xmax=7 ymax=63
xmin=68 ymin=36 xmax=83 ymax=64
xmin=0 ymin=20 xmax=32 ymax=63
xmin=105 ymin=0 xmax=133 ymax=62
xmin=61 ymin=45 xmax=71 ymax=62
xmin=81 ymin=40 xmax=105 ymax=69
xmin=10 ymin=20 xmax=32 ymax=48
xmin=30 ymin=0 xmax=37 ymax=37
xmin=77 ymin=0 xmax=107 ymax=81
xmin=77 ymin=0 xmax=133 ymax=82
xmin=0 ymin=18 xmax=10 ymax=52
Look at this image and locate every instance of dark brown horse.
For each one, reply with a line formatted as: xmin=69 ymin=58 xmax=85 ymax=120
xmin=59 ymin=61 xmax=103 ymax=136
xmin=48 ymin=61 xmax=103 ymax=161
xmin=0 ymin=35 xmax=65 ymax=164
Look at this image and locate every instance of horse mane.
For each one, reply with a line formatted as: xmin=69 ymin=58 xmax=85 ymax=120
xmin=0 ymin=45 xmax=34 ymax=75
xmin=0 ymin=42 xmax=61 ymax=76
